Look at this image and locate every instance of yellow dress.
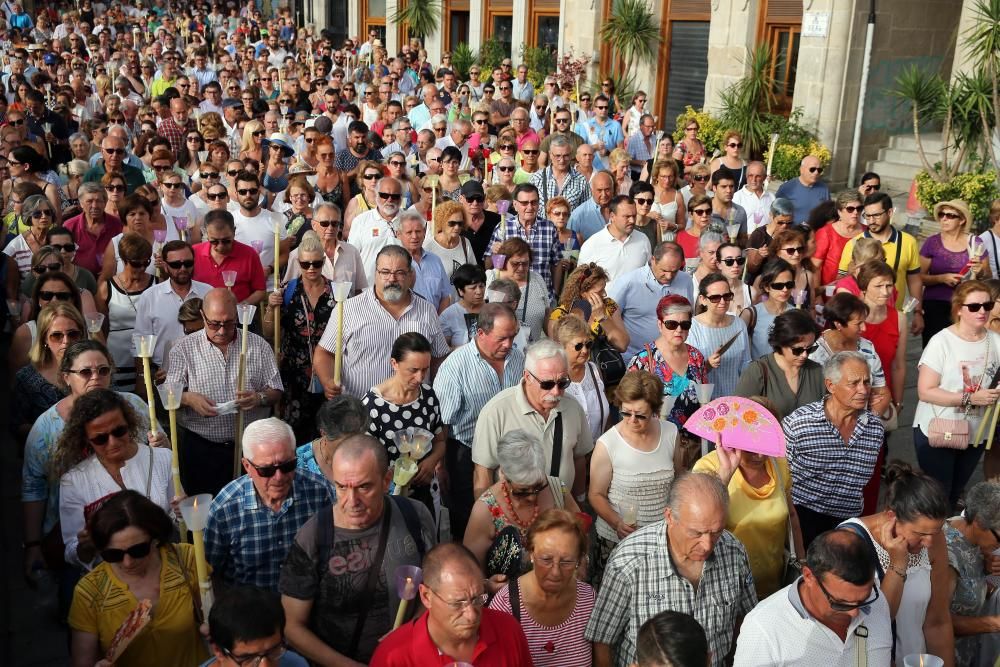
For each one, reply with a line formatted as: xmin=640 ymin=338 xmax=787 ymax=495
xmin=68 ymin=543 xmax=208 ymax=667
xmin=693 ymin=453 xmax=792 ymax=598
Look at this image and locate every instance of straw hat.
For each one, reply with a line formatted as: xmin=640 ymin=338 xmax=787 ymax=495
xmin=932 ymin=199 xmax=973 ymax=225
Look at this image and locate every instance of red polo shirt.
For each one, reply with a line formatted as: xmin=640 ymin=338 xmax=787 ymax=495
xmin=676 ymin=229 xmax=700 ymax=259
xmin=370 ymin=610 xmax=533 ymax=667
xmin=63 ymin=212 xmax=123 ymax=275
xmin=192 ymin=240 xmax=267 ymax=302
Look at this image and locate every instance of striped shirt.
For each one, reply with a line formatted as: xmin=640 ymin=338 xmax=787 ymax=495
xmin=204 ymin=468 xmax=333 ymax=591
xmin=433 ymin=340 xmax=525 ymax=446
xmin=165 ymin=330 xmax=283 ymax=443
xmin=490 ymin=579 xmax=596 ymax=667
xmin=687 ymin=316 xmax=752 ymax=400
xmin=317 ymin=289 xmax=450 ymax=399
xmin=584 ymin=521 xmax=757 ymax=667
xmin=783 ymin=399 xmax=884 ymax=518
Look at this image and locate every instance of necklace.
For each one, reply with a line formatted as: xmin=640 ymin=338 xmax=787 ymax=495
xmin=501 ymin=481 xmax=540 ymax=532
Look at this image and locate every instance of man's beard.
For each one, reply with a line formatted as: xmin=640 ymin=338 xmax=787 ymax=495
xmin=383 ymin=285 xmax=405 ymax=302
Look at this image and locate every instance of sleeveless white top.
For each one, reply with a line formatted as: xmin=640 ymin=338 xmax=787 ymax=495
xmin=106 ymin=277 xmax=152 ymax=390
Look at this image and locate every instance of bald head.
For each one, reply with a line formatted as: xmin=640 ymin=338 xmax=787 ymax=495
xmin=331 ymin=433 xmax=389 ymax=476
xmin=422 ymin=542 xmax=482 ymax=589
xmin=203 ymin=287 xmax=237 ymax=316
xmin=667 ymin=472 xmax=729 ymax=520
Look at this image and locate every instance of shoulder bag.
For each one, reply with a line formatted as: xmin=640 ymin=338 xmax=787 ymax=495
xmin=928 ymin=335 xmax=990 ymax=449
xmin=771 ymin=459 xmax=801 ymax=587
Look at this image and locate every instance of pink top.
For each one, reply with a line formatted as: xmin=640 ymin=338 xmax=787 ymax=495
xmin=490 ymin=579 xmax=595 ymax=667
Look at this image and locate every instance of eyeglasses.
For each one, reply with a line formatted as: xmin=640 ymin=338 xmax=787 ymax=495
xmin=200 ymin=172 xmax=220 ymax=179
xmin=222 ymin=640 xmax=288 ymax=666
xmin=573 ymin=340 xmax=594 ymax=352
xmin=33 ymin=262 xmax=63 ymax=274
xmin=634 ymin=197 xmax=653 ymax=206
xmin=52 ymin=243 xmax=76 ymax=253
xmin=100 ymin=540 xmax=153 ymax=563
xmin=528 ymin=370 xmax=571 ymax=391
xmin=65 ymin=365 xmax=112 ymax=380
xmin=862 ymin=210 xmax=888 ymax=220
xmin=105 ymin=183 xmax=126 ymax=192
xmin=789 ymin=343 xmax=819 ymax=356
xmin=166 ymin=259 xmax=195 ymax=270
xmin=246 ymin=457 xmax=298 ymax=477
xmin=315 ymin=219 xmax=341 ymax=228
xmin=162 ymin=182 xmax=183 ymax=189
xmin=842 ymin=205 xmax=862 ymax=214
xmin=703 ymin=292 xmax=735 ymax=303
xmin=534 ymin=555 xmax=580 ymax=570
xmin=203 ymin=315 xmax=237 ymax=329
xmin=510 ymin=483 xmax=548 ymax=498
xmin=153 ymin=164 xmax=172 ymax=172
xmin=378 ymin=192 xmax=402 ymax=201
xmin=691 ymin=207 xmax=711 ymax=216
xmin=719 ymin=256 xmax=746 ymax=267
xmin=39 ymin=289 xmax=73 ymax=302
xmin=497 ymin=166 xmax=514 ymax=172
xmin=376 ymin=269 xmax=410 ymax=280
xmin=446 ymin=219 xmax=464 ymax=228
xmin=963 ymin=301 xmax=996 ymax=313
xmin=8 ymin=118 xmax=25 ymax=126
xmin=938 ymin=210 xmax=962 ymax=221
xmin=769 ymin=281 xmax=795 ymax=291
xmin=126 ymin=258 xmax=151 ymax=268
xmin=465 ymin=195 xmax=484 ymax=204
xmin=237 ymin=188 xmax=260 ymax=196
xmin=692 ymin=175 xmax=710 ymax=182
xmin=782 ymin=246 xmax=805 ymax=255
xmin=429 ymin=587 xmax=489 ymax=611
xmin=522 ymin=149 xmax=539 ymax=155
xmin=207 ymin=192 xmax=228 ymax=201
xmin=815 ymin=575 xmax=880 ymax=612
xmin=388 ymin=160 xmax=406 ymax=168
xmin=363 ymin=172 xmax=381 ymax=180
xmin=299 ymin=259 xmax=324 ymax=270
xmin=595 ymin=105 xmax=608 ymax=110
xmin=661 ymin=319 xmax=692 ymax=331
xmin=103 ymin=146 xmax=125 ymax=155
xmin=88 ymin=422 xmax=129 ymax=445
xmin=516 ymin=199 xmax=539 ymax=207
xmin=499 ymin=144 xmax=515 ymax=151
xmin=808 ymin=166 xmax=824 ymax=174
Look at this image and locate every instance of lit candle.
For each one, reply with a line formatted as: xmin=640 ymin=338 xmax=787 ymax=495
xmin=157 ymin=382 xmax=187 ymax=541
xmin=179 ymin=495 xmax=215 ymax=616
xmin=137 ymin=336 xmax=158 ymax=431
xmin=393 ymin=577 xmax=414 ymax=629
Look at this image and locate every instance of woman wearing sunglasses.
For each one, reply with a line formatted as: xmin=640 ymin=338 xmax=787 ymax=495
xmin=177 ymin=130 xmax=206 ymax=181
xmin=22 ymin=341 xmax=153 ymax=576
xmin=742 ymin=259 xmax=795 ymax=359
xmin=672 ymin=120 xmax=706 ymax=181
xmin=708 ymin=130 xmax=747 ymax=191
xmin=754 ymin=228 xmax=814 ymax=309
xmin=589 ymin=373 xmax=675 ymax=582
xmin=100 ymin=170 xmax=127 ymax=220
xmin=553 ymin=315 xmax=610 ymax=442
xmin=735 ymin=309 xmax=824 ymax=419
xmin=53 ymin=388 xmax=172 ymax=571
xmin=384 ymin=150 xmax=418 ymax=210
xmin=343 ymin=160 xmax=381 ymax=237
xmin=689 ymin=273 xmax=751 ymax=400
xmin=813 ymin=190 xmax=865 ymax=288
xmin=362 ymin=333 xmax=446 ymax=514
xmin=464 ymin=429 xmax=580 ymax=594
xmin=68 ymin=489 xmax=206 ymax=667
xmin=4 ymin=194 xmax=57 ymax=277
xmin=914 ymin=280 xmax=1000 ymax=508
xmin=97 ymin=233 xmax=154 ymax=391
xmin=919 ymin=199 xmax=991 ymax=346
xmin=12 ymin=301 xmax=87 ymax=440
xmin=238 ymin=120 xmax=266 ymax=164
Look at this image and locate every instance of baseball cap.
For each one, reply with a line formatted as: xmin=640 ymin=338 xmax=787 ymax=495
xmin=460 ymin=181 xmax=485 ymax=199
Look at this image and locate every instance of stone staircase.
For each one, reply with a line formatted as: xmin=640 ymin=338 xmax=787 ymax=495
xmin=866 ymin=132 xmax=946 ymax=195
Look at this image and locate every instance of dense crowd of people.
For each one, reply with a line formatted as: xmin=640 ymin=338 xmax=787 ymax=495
xmin=4 ymin=1 xmax=1000 ymax=666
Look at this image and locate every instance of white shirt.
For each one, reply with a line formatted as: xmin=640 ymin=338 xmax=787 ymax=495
xmin=577 ymin=226 xmax=652 ymax=286
xmin=233 ymin=207 xmax=287 ymax=291
xmin=346 ymin=208 xmax=402 ymax=285
xmin=733 ymin=186 xmax=776 ymax=234
xmin=733 ymin=579 xmax=893 ymax=666
xmin=59 ymin=445 xmax=173 ymax=568
xmin=133 ymin=279 xmax=212 ymax=366
xmin=979 ymin=228 xmax=1000 ymax=279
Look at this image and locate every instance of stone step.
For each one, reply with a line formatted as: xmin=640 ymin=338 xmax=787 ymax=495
xmin=888 ymin=132 xmax=946 ymax=154
xmin=876 ymin=147 xmax=941 ymax=166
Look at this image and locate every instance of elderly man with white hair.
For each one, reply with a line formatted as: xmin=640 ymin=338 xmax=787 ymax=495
xmin=347 ymin=176 xmax=405 ymax=283
xmin=204 ymin=417 xmax=332 ymax=592
xmin=472 ymin=339 xmax=594 ymax=501
xmin=398 ymin=211 xmax=451 ymax=313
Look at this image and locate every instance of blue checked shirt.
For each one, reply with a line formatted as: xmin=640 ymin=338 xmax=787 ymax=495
xmin=433 ymin=340 xmax=526 ymax=446
xmin=204 ymin=467 xmax=333 ymax=591
xmin=626 ymin=132 xmax=655 ymax=163
xmin=483 ymin=214 xmax=561 ymax=294
xmin=529 ymin=166 xmax=591 ymax=212
xmin=782 ymin=399 xmax=884 ymax=518
xmin=585 ymin=521 xmax=757 ymax=667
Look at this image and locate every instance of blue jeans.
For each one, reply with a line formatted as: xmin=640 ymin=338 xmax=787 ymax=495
xmin=913 ymin=426 xmax=984 ymax=508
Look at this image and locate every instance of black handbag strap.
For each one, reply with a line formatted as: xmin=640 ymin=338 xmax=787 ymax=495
xmin=757 ymin=358 xmax=769 ymax=398
xmin=587 ymin=362 xmax=605 ymax=429
xmin=550 ymin=413 xmax=563 ymax=477
xmin=509 ymin=573 xmax=522 ymax=622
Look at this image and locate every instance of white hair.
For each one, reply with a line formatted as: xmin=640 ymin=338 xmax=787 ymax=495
xmin=823 ymin=350 xmax=870 ymax=383
xmin=242 ymin=417 xmax=296 ymax=459
xmin=496 ymin=430 xmax=547 ymax=485
xmin=524 ymin=338 xmax=567 ymax=375
xmin=399 ymin=210 xmax=426 ymax=229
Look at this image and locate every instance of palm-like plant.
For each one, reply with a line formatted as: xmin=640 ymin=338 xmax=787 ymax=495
xmin=391 ymin=0 xmax=441 ymax=39
xmin=451 ymin=42 xmax=475 ymax=80
xmin=965 ymin=0 xmax=1000 ymax=180
xmin=717 ymin=44 xmax=778 ymax=157
xmin=891 ymin=65 xmax=948 ymax=178
xmin=599 ymin=0 xmax=661 ymax=78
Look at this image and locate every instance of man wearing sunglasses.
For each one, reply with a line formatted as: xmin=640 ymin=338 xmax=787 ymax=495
xmin=538 ymin=108 xmax=584 ymax=167
xmin=347 ymin=177 xmax=406 ymax=283
xmin=735 ymin=529 xmax=891 ymax=664
xmin=775 ymin=154 xmax=831 ymax=225
xmin=166 ymin=288 xmax=282 ymax=496
xmin=204 ymin=418 xmax=331 ymax=591
xmin=575 ymin=93 xmax=624 ymax=171
xmin=83 ymin=135 xmax=146 ymax=193
xmin=204 ymin=586 xmax=310 ymax=666
xmin=232 ymin=170 xmax=289 ymax=292
xmin=458 ymin=180 xmax=499 ymax=266
xmin=192 ymin=210 xmax=267 ymax=306
xmin=472 ymin=339 xmax=594 ymax=501
xmin=134 ymin=240 xmax=211 ymax=371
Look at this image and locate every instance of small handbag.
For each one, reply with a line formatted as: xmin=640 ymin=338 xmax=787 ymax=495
xmin=591 ymin=334 xmax=626 ymax=386
xmin=878 ymin=402 xmax=899 ymax=432
xmin=928 ymin=335 xmax=991 ymax=449
xmin=772 ymin=460 xmax=802 ymax=586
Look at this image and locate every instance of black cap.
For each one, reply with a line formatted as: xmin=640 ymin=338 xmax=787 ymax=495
xmin=460 ymin=180 xmax=485 ymax=199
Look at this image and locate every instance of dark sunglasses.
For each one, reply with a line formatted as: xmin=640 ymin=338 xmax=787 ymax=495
xmin=573 ymin=340 xmax=595 ymax=352
xmin=162 ymin=182 xmax=183 ymax=189
xmin=299 ymin=259 xmax=324 ymax=270
xmin=237 ymin=188 xmax=260 ymax=196
xmin=842 ymin=205 xmax=862 ymax=214
xmin=378 ymin=191 xmax=402 ymax=201
xmin=692 ymin=175 xmax=710 ymax=182
xmin=8 ymin=118 xmax=25 ymax=126
xmin=782 ymin=246 xmax=805 ymax=255
xmin=33 ymin=262 xmax=63 ymax=274
xmin=720 ymin=256 xmax=746 ymax=267
xmin=39 ymin=290 xmax=73 ymax=301
xmin=691 ymin=207 xmax=711 ymax=216
xmin=769 ymin=281 xmax=795 ymax=291
xmin=789 ymin=343 xmax=819 ymax=356
xmin=166 ymin=259 xmax=195 ymax=269
xmin=126 ymin=258 xmax=151 ymax=268
xmin=497 ymin=166 xmax=514 ymax=172
xmin=89 ymin=423 xmax=129 ymax=445
xmin=510 ymin=484 xmax=548 ymax=498
xmin=816 ymin=575 xmax=879 ymax=612
xmin=105 ymin=184 xmax=126 ymax=192
xmin=529 ymin=371 xmax=571 ymax=391
xmin=100 ymin=540 xmax=153 ymax=563
xmin=809 ymin=166 xmax=824 ymax=174
xmin=200 ymin=172 xmax=220 ymax=179
xmin=363 ymin=172 xmax=381 ymax=180
xmin=938 ymin=211 xmax=962 ymax=221
xmin=704 ymin=292 xmax=735 ymax=303
xmin=522 ymin=149 xmax=539 ymax=155
xmin=498 ymin=144 xmax=515 ymax=150
xmin=620 ymin=411 xmax=650 ymax=421
xmin=963 ymin=301 xmax=996 ymax=313
xmin=207 ymin=192 xmax=228 ymax=200
xmin=661 ymin=319 xmax=692 ymax=331
xmin=227 ymin=169 xmax=241 ymax=176
xmin=103 ymin=147 xmax=125 ymax=155
xmin=246 ymin=457 xmax=298 ymax=477
xmin=315 ymin=218 xmax=340 ymax=228
xmin=634 ymin=197 xmax=653 ymax=205
xmin=65 ymin=365 xmax=112 ymax=380
xmin=727 ymin=142 xmax=743 ymax=149
xmin=52 ymin=243 xmax=76 ymax=252
xmin=465 ymin=195 xmax=484 ymax=204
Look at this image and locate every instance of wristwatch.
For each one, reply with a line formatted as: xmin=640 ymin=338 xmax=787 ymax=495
xmin=257 ymin=392 xmax=267 ymax=407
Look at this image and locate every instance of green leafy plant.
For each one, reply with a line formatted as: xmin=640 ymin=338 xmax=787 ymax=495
xmin=451 ymin=42 xmax=475 ymax=80
xmin=599 ymin=0 xmax=661 ymax=81
xmin=965 ymin=0 xmax=1000 ymax=179
xmin=717 ymin=44 xmax=778 ymax=157
xmin=673 ymin=106 xmax=728 ymax=155
xmin=915 ymin=170 xmax=1000 ymax=226
xmin=391 ymin=0 xmax=441 ymax=39
xmin=478 ymin=37 xmax=506 ymax=73
xmin=521 ymin=45 xmax=557 ymax=90
xmin=765 ymin=140 xmax=833 ymax=182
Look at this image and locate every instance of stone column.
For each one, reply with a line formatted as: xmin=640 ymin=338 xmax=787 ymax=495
xmin=950 ymin=0 xmax=977 ymax=81
xmin=469 ymin=1 xmax=484 ymax=51
xmin=703 ymin=0 xmax=761 ymax=112
xmin=348 ymin=0 xmax=360 ymax=42
xmin=511 ymin=0 xmax=528 ymax=66
xmin=385 ymin=0 xmax=399 ymax=55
